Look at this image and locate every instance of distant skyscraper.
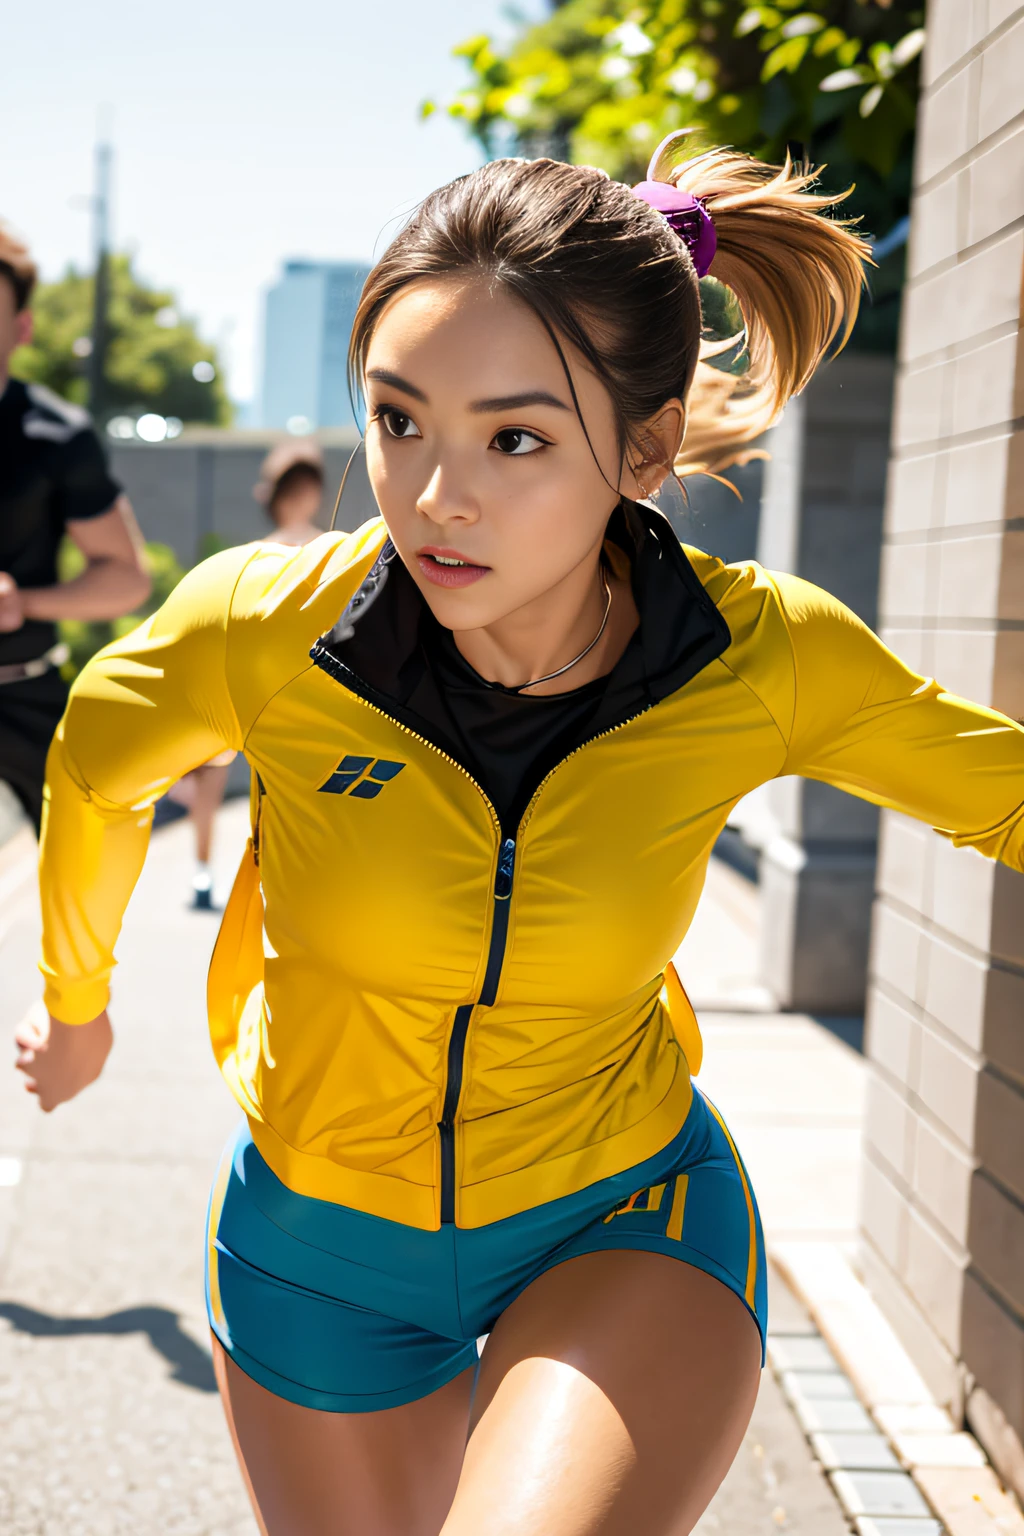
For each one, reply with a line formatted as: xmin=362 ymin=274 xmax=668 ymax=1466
xmin=259 ymin=260 xmax=371 ymax=430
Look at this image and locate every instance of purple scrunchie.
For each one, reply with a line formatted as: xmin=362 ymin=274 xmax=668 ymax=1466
xmin=630 ymin=180 xmax=717 ymax=278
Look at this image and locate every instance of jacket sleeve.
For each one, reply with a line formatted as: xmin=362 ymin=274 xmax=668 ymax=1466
xmin=772 ymin=571 xmax=1024 ymax=870
xmin=39 ymin=546 xmax=257 ymax=1024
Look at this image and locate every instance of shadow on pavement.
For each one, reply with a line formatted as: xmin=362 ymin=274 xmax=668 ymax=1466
xmin=810 ymin=1015 xmax=865 ymax=1054
xmin=0 ymin=1301 xmax=217 ymax=1392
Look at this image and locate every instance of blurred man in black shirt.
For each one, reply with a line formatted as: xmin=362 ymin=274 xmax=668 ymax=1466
xmin=0 ymin=225 xmax=150 ymax=832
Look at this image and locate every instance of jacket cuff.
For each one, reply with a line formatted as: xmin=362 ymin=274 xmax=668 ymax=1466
xmin=41 ymin=974 xmax=111 ymax=1025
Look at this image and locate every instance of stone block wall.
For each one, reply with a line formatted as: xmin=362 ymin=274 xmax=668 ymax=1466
xmin=859 ymin=0 xmax=1024 ymax=1497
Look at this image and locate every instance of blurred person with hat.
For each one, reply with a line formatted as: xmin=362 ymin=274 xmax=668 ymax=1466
xmin=0 ymin=222 xmax=150 ymax=834
xmin=254 ymin=436 xmax=326 ymax=547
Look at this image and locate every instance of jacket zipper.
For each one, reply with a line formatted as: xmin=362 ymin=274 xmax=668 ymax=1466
xmin=310 ymin=643 xmax=505 ymax=1225
xmin=310 ymin=640 xmax=652 ymax=1226
xmin=438 ymin=835 xmax=515 ymax=1222
xmin=438 ymin=713 xmax=657 ymax=1218
xmin=515 ymin=708 xmax=654 ymax=834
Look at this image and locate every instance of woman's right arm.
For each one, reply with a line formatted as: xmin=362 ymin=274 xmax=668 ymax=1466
xmin=770 ymin=570 xmax=1024 ymax=867
xmin=37 ymin=545 xmax=257 ymax=1033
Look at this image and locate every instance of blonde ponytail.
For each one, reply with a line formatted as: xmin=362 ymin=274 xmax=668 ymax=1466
xmin=646 ymin=137 xmax=872 ymax=479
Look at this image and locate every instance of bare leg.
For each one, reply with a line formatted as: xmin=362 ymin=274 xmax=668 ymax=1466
xmin=212 ymin=1341 xmax=270 ymax=1536
xmin=190 ymin=761 xmax=231 ymax=864
xmin=212 ymin=1337 xmax=474 ymax=1536
xmin=211 ymin=1252 xmax=758 ymax=1536
xmin=443 ymin=1251 xmax=761 ymax=1536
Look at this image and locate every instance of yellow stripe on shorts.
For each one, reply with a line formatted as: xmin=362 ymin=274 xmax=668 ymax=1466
xmin=666 ymin=1173 xmax=688 ymax=1241
xmin=702 ymin=1096 xmax=758 ymax=1310
xmin=603 ymin=1182 xmax=667 ymax=1224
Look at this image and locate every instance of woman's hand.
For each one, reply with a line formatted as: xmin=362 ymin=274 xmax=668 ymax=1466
xmin=14 ymin=1008 xmax=113 ymax=1111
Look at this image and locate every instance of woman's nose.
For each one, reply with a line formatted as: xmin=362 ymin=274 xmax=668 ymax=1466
xmin=416 ymin=461 xmax=479 ymax=526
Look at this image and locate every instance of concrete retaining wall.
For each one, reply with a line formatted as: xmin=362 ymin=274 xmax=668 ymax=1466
xmin=109 ymin=428 xmax=376 ymax=567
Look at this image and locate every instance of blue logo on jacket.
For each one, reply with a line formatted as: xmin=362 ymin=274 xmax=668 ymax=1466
xmin=319 ymin=755 xmax=406 ymax=800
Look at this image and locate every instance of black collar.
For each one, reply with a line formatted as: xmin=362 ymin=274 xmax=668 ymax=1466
xmin=311 ymin=502 xmax=731 ymax=800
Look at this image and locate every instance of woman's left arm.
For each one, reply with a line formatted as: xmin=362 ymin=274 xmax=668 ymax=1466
xmin=771 ymin=571 xmax=1024 ymax=870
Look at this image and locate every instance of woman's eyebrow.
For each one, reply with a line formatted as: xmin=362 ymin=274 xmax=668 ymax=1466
xmin=469 ymin=390 xmax=571 ymax=414
xmin=366 ymin=368 xmax=428 ymax=402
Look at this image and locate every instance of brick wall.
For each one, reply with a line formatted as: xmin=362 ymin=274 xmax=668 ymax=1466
xmin=859 ymin=0 xmax=1024 ymax=1495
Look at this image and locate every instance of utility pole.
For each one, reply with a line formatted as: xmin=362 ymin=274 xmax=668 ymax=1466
xmin=86 ymin=137 xmax=112 ymax=420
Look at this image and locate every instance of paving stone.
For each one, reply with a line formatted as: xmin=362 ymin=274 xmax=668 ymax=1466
xmin=793 ymin=1396 xmax=877 ymax=1435
xmin=832 ymin=1470 xmax=936 ymax=1519
xmin=854 ymin=1520 xmax=944 ymax=1536
xmin=874 ymin=1405 xmax=957 ymax=1437
xmin=889 ymin=1433 xmax=987 ymax=1470
xmin=781 ymin=1368 xmax=858 ymax=1404
xmin=769 ymin=1335 xmax=841 ymax=1372
xmin=914 ymin=1466 xmax=1024 ymax=1536
xmin=811 ymin=1431 xmax=902 ymax=1472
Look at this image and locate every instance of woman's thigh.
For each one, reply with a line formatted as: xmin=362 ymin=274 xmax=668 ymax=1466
xmin=442 ymin=1250 xmax=761 ymax=1536
xmin=212 ymin=1337 xmax=475 ymax=1536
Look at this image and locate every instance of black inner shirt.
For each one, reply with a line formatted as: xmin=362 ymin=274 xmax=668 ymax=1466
xmin=315 ymin=502 xmax=733 ymax=836
xmin=420 ymin=615 xmax=612 ymax=829
xmin=0 ymin=378 xmax=121 ymax=664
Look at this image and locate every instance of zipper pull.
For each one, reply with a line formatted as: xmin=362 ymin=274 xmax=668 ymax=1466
xmin=495 ymin=838 xmax=516 ymax=900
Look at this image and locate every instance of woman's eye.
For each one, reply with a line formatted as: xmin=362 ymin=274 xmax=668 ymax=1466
xmin=492 ymin=428 xmax=546 ymax=456
xmin=380 ymin=409 xmax=420 ymax=439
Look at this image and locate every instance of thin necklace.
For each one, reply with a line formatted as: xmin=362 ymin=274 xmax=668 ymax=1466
xmin=488 ymin=569 xmax=613 ymax=696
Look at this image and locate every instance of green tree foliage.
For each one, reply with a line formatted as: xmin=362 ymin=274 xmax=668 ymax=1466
xmin=57 ymin=540 xmax=185 ymax=680
xmin=11 ymin=255 xmax=230 ymax=425
xmin=430 ymin=0 xmax=924 ymax=349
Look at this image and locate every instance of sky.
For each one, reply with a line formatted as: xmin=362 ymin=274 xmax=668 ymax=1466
xmin=1 ymin=0 xmax=544 ymax=406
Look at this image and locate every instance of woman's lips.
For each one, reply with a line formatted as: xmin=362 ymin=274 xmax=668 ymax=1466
xmin=416 ymin=550 xmax=490 ymax=588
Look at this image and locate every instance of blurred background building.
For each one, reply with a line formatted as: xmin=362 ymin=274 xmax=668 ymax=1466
xmin=259 ymin=260 xmax=371 ymax=431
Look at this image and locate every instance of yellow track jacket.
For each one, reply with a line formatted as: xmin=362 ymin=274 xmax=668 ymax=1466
xmin=38 ymin=516 xmax=1024 ymax=1229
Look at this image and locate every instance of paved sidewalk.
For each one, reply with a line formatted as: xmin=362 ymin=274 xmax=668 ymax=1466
xmin=0 ymin=808 xmax=254 ymax=1536
xmin=0 ymin=806 xmax=854 ymax=1533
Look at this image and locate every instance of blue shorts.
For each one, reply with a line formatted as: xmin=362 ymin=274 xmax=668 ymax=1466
xmin=206 ymin=1087 xmax=767 ymax=1413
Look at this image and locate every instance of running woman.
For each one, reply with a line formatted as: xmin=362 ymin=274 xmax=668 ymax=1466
xmin=17 ymin=142 xmax=1024 ymax=1536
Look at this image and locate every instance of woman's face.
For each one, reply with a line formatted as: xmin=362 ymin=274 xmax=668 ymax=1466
xmin=271 ymin=474 xmax=322 ymax=528
xmin=363 ymin=275 xmax=653 ymax=632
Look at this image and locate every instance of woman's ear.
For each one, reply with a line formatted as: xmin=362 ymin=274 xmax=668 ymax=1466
xmin=623 ymin=399 xmax=686 ymax=499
